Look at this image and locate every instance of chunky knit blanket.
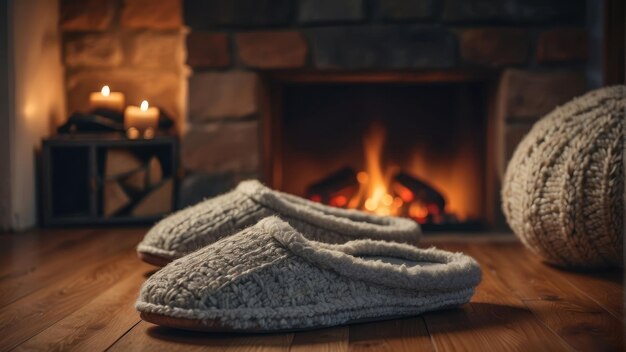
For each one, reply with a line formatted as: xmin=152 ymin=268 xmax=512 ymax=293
xmin=137 ymin=180 xmax=421 ymax=262
xmin=136 ymin=217 xmax=481 ymax=331
xmin=502 ymin=85 xmax=624 ymax=267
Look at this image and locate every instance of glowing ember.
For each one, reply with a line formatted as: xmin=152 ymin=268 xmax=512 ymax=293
xmin=306 ymin=122 xmax=464 ymax=225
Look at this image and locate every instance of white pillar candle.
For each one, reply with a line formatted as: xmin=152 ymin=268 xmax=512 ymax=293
xmin=124 ymin=100 xmax=159 ymax=139
xmin=89 ymin=85 xmax=125 ymax=112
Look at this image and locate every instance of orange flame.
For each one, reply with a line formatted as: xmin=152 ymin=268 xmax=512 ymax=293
xmin=348 ymin=123 xmax=402 ymax=216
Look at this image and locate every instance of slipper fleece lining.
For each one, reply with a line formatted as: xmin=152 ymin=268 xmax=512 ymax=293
xmin=237 ymin=180 xmax=419 ymax=242
xmin=262 ymin=217 xmax=481 ymax=292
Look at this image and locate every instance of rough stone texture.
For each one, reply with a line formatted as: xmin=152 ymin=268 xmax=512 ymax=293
xmin=308 ymin=25 xmax=455 ymax=69
xmin=184 ymin=0 xmax=292 ymax=30
xmin=186 ymin=32 xmax=230 ymax=69
xmin=500 ymin=69 xmax=586 ymax=120
xmin=60 ymin=0 xmax=114 ymax=31
xmin=505 ymin=122 xmax=533 ymax=161
xmin=299 ymin=0 xmax=364 ymax=23
xmin=66 ymin=69 xmax=183 ymax=123
xmin=236 ymin=32 xmax=307 ymax=69
xmin=188 ymin=71 xmax=258 ymax=121
xmin=442 ymin=0 xmax=585 ymax=23
xmin=121 ymin=0 xmax=183 ymax=30
xmin=182 ymin=121 xmax=260 ymax=173
xmin=379 ymin=0 xmax=434 ymax=20
xmin=460 ymin=28 xmax=529 ymax=66
xmin=64 ymin=33 xmax=123 ymax=68
xmin=127 ymin=32 xmax=185 ymax=69
xmin=536 ymin=28 xmax=588 ymax=63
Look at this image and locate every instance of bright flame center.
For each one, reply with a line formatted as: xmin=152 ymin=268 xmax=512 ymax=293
xmin=101 ymin=85 xmax=110 ymax=97
xmin=140 ymin=100 xmax=149 ymax=111
xmin=354 ymin=122 xmax=398 ymax=216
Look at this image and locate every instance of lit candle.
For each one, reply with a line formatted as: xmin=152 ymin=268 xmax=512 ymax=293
xmin=124 ymin=100 xmax=159 ymax=139
xmin=89 ymin=85 xmax=125 ymax=112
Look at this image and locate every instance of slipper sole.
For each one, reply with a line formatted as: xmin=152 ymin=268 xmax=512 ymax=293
xmin=140 ymin=311 xmax=416 ymax=333
xmin=138 ymin=252 xmax=173 ymax=267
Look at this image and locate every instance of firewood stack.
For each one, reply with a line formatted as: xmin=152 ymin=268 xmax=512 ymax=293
xmin=103 ymin=149 xmax=173 ymax=218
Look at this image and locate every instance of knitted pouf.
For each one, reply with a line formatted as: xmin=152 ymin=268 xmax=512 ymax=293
xmin=502 ymin=85 xmax=625 ymax=268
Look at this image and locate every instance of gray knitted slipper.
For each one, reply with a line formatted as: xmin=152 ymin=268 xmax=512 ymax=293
xmin=136 ymin=217 xmax=480 ymax=332
xmin=137 ymin=180 xmax=421 ymax=266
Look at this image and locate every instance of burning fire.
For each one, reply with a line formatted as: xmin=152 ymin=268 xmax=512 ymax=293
xmin=306 ymin=122 xmax=468 ymax=225
xmin=308 ymin=122 xmax=448 ymax=224
xmin=347 ymin=123 xmax=398 ymax=215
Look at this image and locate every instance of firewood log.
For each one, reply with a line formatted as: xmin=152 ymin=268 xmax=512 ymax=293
xmin=131 ymin=179 xmax=173 ymax=217
xmin=105 ymin=149 xmax=143 ymax=177
xmin=103 ymin=180 xmax=131 ymax=217
xmin=121 ymin=168 xmax=147 ymax=192
xmin=148 ymin=156 xmax=163 ymax=186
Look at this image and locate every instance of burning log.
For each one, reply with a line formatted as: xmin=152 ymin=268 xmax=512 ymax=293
xmin=393 ymin=172 xmax=446 ymax=216
xmin=305 ymin=167 xmax=359 ymax=206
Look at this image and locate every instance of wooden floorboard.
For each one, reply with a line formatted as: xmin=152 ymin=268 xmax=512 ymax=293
xmin=0 ymin=228 xmax=142 ymax=308
xmin=423 ymin=243 xmax=571 ymax=352
xmin=0 ymin=228 xmax=621 ymax=352
xmin=467 ymin=243 xmax=624 ymax=352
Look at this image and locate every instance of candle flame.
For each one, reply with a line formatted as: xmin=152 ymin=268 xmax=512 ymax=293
xmin=140 ymin=100 xmax=149 ymax=111
xmin=101 ymin=85 xmax=110 ymax=97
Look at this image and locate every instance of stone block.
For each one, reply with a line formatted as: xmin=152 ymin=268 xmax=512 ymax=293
xmin=186 ymin=32 xmax=230 ymax=69
xmin=442 ymin=0 xmax=586 ymax=23
xmin=184 ymin=0 xmax=292 ymax=30
xmin=379 ymin=0 xmax=434 ymax=20
xmin=188 ymin=71 xmax=258 ymax=121
xmin=537 ymin=28 xmax=588 ymax=63
xmin=298 ymin=0 xmax=364 ymax=23
xmin=460 ymin=28 xmax=529 ymax=66
xmin=442 ymin=0 xmax=516 ymax=22
xmin=308 ymin=25 xmax=455 ymax=69
xmin=60 ymin=0 xmax=114 ymax=31
xmin=66 ymin=69 xmax=183 ymax=124
xmin=236 ymin=31 xmax=307 ymax=69
xmin=182 ymin=121 xmax=260 ymax=174
xmin=127 ymin=32 xmax=185 ymax=69
xmin=515 ymin=0 xmax=585 ymax=24
xmin=500 ymin=69 xmax=586 ymax=120
xmin=64 ymin=33 xmax=123 ymax=68
xmin=121 ymin=0 xmax=183 ymax=30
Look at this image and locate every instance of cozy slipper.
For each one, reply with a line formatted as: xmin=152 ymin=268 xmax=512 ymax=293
xmin=136 ymin=217 xmax=480 ymax=332
xmin=137 ymin=180 xmax=421 ymax=266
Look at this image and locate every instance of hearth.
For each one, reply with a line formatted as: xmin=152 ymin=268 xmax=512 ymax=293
xmin=261 ymin=72 xmax=493 ymax=231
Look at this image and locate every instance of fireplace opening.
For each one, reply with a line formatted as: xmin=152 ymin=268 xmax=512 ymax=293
xmin=263 ymin=74 xmax=491 ymax=231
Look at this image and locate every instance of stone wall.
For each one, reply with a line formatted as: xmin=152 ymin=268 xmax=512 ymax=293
xmin=60 ymin=0 xmax=187 ymax=131
xmin=59 ymin=0 xmax=590 ymax=203
xmin=182 ymin=0 xmax=589 ymax=184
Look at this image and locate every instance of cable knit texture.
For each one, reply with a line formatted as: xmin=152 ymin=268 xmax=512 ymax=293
xmin=502 ymin=85 xmax=625 ymax=268
xmin=137 ymin=180 xmax=421 ymax=261
xmin=136 ymin=217 xmax=481 ymax=331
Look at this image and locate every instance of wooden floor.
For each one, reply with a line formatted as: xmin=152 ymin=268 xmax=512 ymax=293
xmin=0 ymin=228 xmax=622 ymax=351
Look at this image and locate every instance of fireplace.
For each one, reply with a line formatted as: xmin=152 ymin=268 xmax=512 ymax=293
xmin=56 ymin=0 xmax=591 ymax=232
xmin=261 ymin=71 xmax=496 ymax=230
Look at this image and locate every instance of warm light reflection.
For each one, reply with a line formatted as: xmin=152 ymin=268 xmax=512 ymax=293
xmin=140 ymin=100 xmax=149 ymax=111
xmin=101 ymin=85 xmax=110 ymax=97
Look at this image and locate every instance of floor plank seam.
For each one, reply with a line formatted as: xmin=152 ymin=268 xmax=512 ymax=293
xmin=475 ymin=248 xmax=580 ymax=352
xmin=420 ymin=316 xmax=439 ymax=352
xmin=0 ymin=239 xmax=140 ymax=309
xmin=0 ymin=251 xmax=142 ymax=351
xmin=556 ymin=274 xmax=623 ymax=320
xmin=104 ymin=319 xmax=142 ymax=352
